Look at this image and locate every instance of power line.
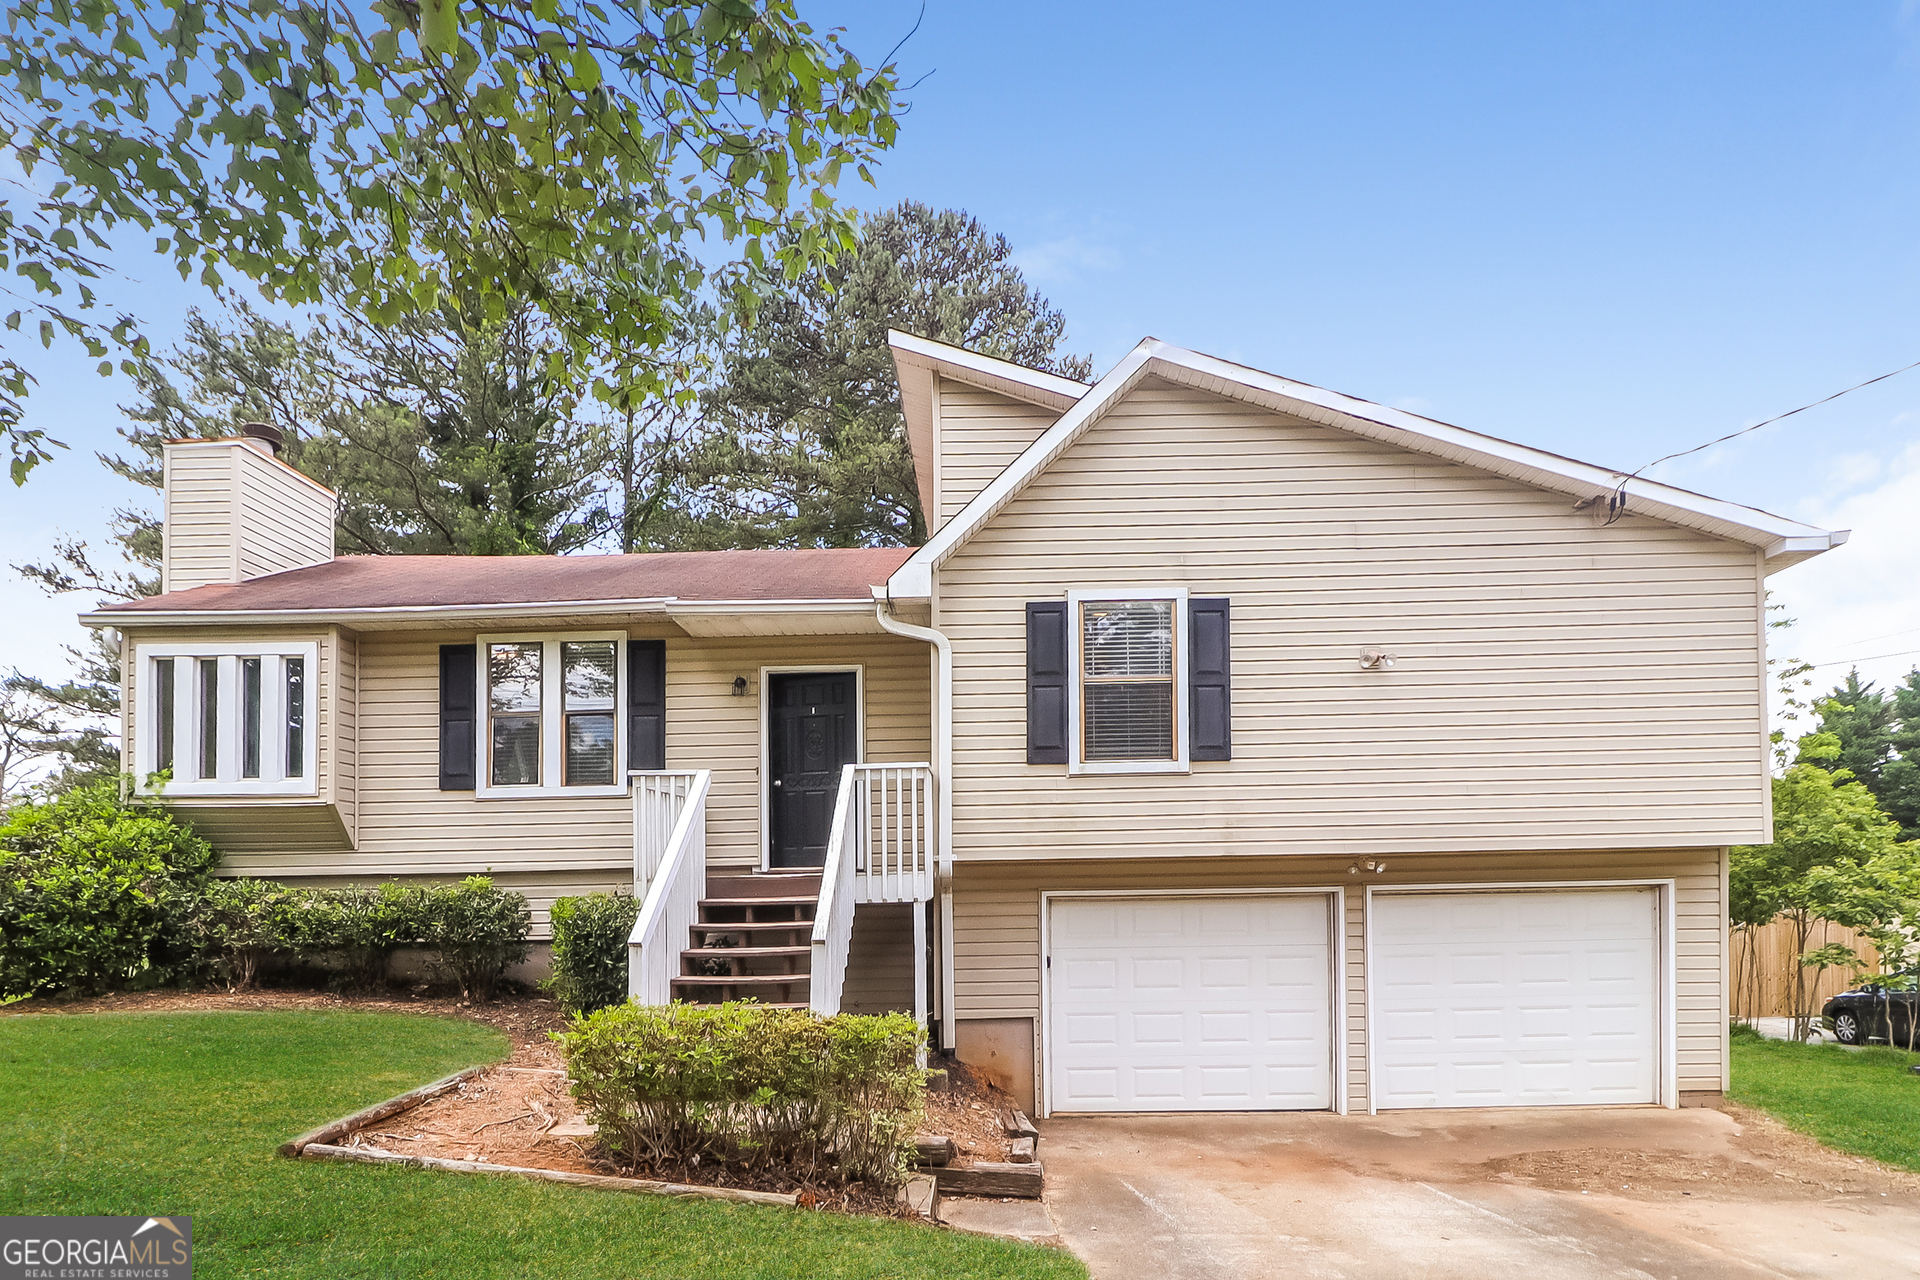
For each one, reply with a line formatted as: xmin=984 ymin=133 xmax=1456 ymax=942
xmin=1604 ymin=354 xmax=1920 ymax=523
xmin=1807 ymin=647 xmax=1920 ymax=670
xmin=1819 ymin=622 xmax=1920 ymax=650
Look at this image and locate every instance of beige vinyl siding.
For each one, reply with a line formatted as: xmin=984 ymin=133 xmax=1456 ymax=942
xmin=663 ymin=634 xmax=933 ymax=870
xmin=952 ymin=847 xmax=1728 ymax=1109
xmin=161 ymin=440 xmax=333 ymax=591
xmin=233 ymin=444 xmax=334 ymax=579
xmin=841 ymin=902 xmax=915 ymax=1014
xmin=160 ymin=446 xmax=238 ymax=592
xmin=936 ymin=378 xmax=1770 ymax=859
xmin=330 ymin=626 xmax=358 ymax=843
xmin=936 ymin=381 xmax=1059 ymax=528
xmin=211 ymin=627 xmax=932 ymax=882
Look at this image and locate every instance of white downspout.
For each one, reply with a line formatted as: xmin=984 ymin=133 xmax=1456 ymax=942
xmin=874 ymin=597 xmax=957 ymax=1050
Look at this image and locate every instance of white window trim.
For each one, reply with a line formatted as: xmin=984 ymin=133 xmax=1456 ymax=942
xmin=1066 ymin=586 xmax=1190 ymax=776
xmin=133 ymin=640 xmax=320 ymax=797
xmin=476 ymin=631 xmax=628 ymax=799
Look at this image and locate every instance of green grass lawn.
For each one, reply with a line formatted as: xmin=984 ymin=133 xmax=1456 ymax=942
xmin=1729 ymin=1023 xmax=1920 ymax=1172
xmin=0 ymin=1010 xmax=1085 ymax=1280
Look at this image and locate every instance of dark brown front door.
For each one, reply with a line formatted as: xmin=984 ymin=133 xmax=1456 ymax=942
xmin=768 ymin=671 xmax=855 ymax=868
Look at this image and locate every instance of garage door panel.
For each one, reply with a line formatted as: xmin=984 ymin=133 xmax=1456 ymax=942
xmin=1373 ymin=889 xmax=1659 ymax=1109
xmin=1049 ymin=894 xmax=1334 ymax=1113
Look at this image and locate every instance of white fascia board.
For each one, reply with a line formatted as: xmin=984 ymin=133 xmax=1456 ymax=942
xmin=82 ymin=597 xmax=678 ymax=629
xmin=886 ymin=339 xmax=1162 ymax=598
xmin=887 ymin=330 xmax=1090 ymax=407
xmin=82 ymin=595 xmax=887 ymax=631
xmin=889 ymin=336 xmax=1844 ymax=594
xmin=1145 ymin=346 xmax=1840 ymax=555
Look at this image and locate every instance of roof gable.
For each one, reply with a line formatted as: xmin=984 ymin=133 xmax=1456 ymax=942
xmin=889 ymin=330 xmax=1087 ymax=522
xmin=883 ymin=337 xmax=1846 ymax=597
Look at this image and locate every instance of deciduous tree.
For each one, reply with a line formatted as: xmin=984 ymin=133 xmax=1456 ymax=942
xmin=0 ymin=0 xmax=902 ymax=481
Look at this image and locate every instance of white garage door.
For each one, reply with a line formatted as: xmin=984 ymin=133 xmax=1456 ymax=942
xmin=1047 ymin=894 xmax=1333 ymax=1113
xmin=1371 ymin=888 xmax=1660 ymax=1109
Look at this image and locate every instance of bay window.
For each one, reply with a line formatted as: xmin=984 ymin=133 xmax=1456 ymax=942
xmin=134 ymin=641 xmax=319 ymax=796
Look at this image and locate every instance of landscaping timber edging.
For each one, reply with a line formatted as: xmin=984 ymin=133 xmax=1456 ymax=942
xmin=300 ymin=1143 xmax=801 ymax=1207
xmin=277 ymin=1065 xmax=489 ymax=1158
xmin=929 ymin=1162 xmax=1044 ymax=1198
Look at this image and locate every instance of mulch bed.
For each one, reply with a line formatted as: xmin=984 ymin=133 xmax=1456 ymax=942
xmin=7 ymin=986 xmax=1020 ymax=1216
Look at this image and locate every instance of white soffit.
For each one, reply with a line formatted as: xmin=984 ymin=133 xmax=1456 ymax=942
xmin=885 ymin=338 xmax=1846 ymax=598
xmin=888 ymin=329 xmax=1088 ymax=524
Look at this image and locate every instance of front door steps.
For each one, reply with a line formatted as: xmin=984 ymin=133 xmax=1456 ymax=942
xmin=672 ymin=871 xmax=820 ymax=1008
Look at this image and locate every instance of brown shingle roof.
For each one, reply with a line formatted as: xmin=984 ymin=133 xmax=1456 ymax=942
xmin=102 ymin=547 xmax=914 ymax=615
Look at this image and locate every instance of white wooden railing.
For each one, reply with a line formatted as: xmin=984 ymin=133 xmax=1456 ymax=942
xmin=809 ymin=763 xmax=862 ymax=1016
xmin=631 ymin=770 xmax=701 ymax=896
xmin=850 ymin=763 xmax=936 ymax=905
xmin=626 ymin=769 xmax=712 ymax=1004
xmin=811 ymin=763 xmax=936 ymax=1019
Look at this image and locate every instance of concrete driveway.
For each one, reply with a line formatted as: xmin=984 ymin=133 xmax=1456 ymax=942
xmin=1037 ymin=1105 xmax=1920 ymax=1280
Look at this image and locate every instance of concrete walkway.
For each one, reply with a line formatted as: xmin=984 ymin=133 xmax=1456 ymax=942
xmin=1750 ymin=1016 xmax=1838 ymax=1044
xmin=1039 ymin=1107 xmax=1920 ymax=1280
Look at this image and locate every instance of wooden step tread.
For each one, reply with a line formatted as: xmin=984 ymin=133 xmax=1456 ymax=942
xmin=681 ymin=946 xmax=812 ymax=960
xmin=697 ymin=896 xmax=817 ymax=908
xmin=671 ymin=975 xmax=811 ymax=988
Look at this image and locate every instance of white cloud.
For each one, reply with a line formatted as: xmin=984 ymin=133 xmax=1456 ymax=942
xmin=1010 ymin=234 xmax=1117 ymax=286
xmin=1768 ymin=439 xmax=1920 ymax=700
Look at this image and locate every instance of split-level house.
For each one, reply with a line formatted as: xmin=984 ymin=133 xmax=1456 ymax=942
xmin=85 ymin=331 xmax=1845 ymax=1117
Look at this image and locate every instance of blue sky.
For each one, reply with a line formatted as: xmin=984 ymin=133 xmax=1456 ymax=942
xmin=6 ymin=0 xmax=1920 ymax=704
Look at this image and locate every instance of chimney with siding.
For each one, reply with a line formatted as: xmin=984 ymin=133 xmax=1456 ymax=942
xmin=160 ymin=424 xmax=337 ymax=594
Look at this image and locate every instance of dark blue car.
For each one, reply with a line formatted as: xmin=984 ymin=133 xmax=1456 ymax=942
xmin=1822 ymin=980 xmax=1918 ymax=1047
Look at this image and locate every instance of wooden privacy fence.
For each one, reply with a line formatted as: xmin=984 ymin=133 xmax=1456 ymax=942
xmin=1731 ymin=918 xmax=1880 ymax=1020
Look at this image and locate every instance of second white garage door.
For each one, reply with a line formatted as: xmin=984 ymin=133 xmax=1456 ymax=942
xmin=1047 ymin=894 xmax=1334 ymax=1113
xmin=1370 ymin=888 xmax=1661 ymax=1109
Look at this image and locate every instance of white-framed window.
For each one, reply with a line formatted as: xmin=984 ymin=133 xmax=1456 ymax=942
xmin=477 ymin=632 xmax=627 ymax=797
xmin=134 ymin=641 xmax=320 ymax=796
xmin=1067 ymin=587 xmax=1189 ymax=775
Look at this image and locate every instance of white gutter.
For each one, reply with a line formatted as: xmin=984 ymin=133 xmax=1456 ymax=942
xmin=872 ymin=593 xmax=957 ymax=1051
xmin=79 ymin=595 xmax=884 ymax=630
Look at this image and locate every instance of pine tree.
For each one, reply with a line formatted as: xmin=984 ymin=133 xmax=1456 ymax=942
xmin=1813 ymin=671 xmax=1895 ymax=792
xmin=1880 ymin=669 xmax=1920 ymax=840
xmin=683 ymin=202 xmax=1094 ymax=547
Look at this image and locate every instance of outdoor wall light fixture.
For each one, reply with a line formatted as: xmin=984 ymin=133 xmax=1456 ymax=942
xmin=1348 ymin=860 xmax=1388 ymax=876
xmin=731 ymin=676 xmax=749 ymax=697
xmin=1358 ymin=648 xmax=1396 ymax=670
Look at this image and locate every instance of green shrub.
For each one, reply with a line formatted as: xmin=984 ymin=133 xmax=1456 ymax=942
xmin=282 ymin=882 xmax=426 ymax=992
xmin=560 ymin=1001 xmax=925 ymax=1189
xmin=0 ymin=777 xmax=218 ymax=997
xmin=190 ymin=877 xmax=296 ymax=991
xmin=420 ymin=876 xmax=532 ymax=1001
xmin=547 ymin=891 xmax=639 ymax=1015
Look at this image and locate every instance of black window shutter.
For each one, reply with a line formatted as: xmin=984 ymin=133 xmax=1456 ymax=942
xmin=438 ymin=644 xmax=477 ymax=791
xmin=1189 ymin=598 xmax=1232 ymax=761
xmin=1027 ymin=601 xmax=1070 ymax=765
xmin=628 ymin=639 xmax=667 ymax=772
